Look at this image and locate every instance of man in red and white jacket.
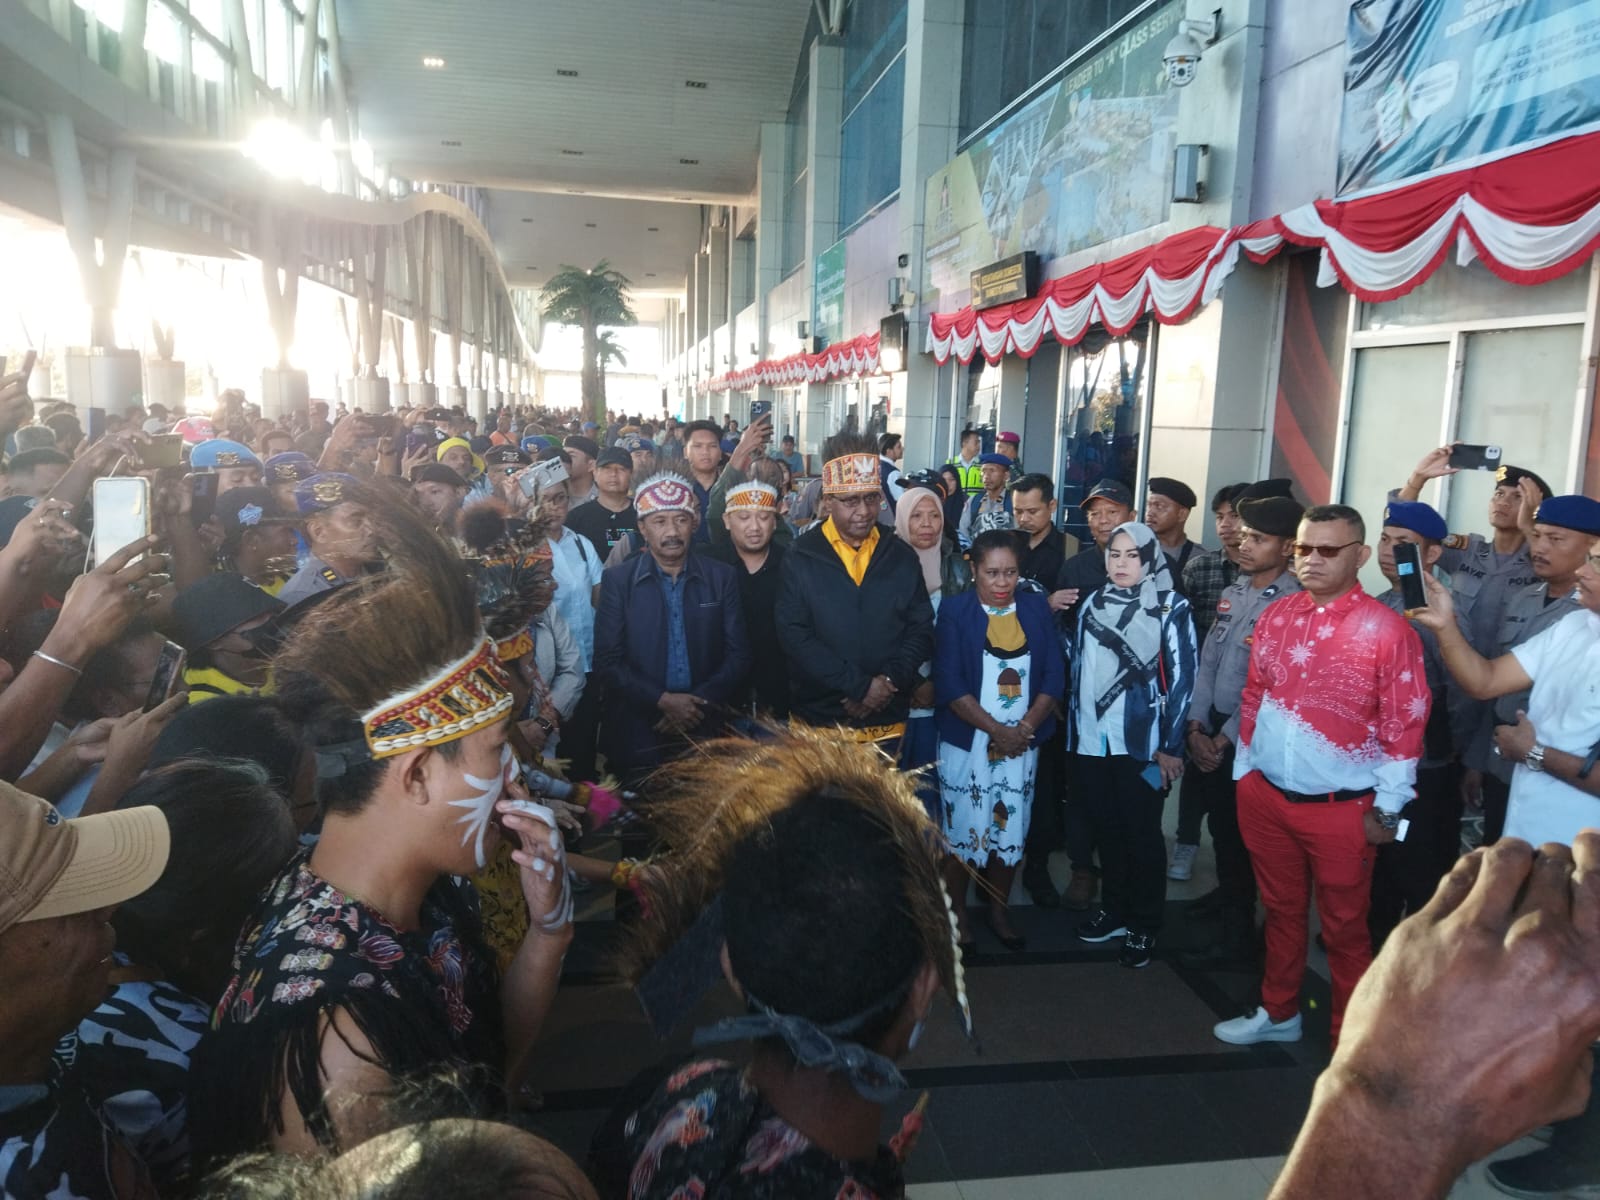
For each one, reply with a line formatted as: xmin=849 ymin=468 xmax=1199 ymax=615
xmin=1215 ymin=504 xmax=1430 ymax=1048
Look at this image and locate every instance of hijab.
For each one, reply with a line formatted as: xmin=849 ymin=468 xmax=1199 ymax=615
xmin=1081 ymin=522 xmax=1174 ymax=718
xmin=894 ymin=487 xmax=945 ymax=596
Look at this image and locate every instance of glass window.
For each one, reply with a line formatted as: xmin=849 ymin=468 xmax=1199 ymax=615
xmin=842 ymin=0 xmax=907 ymax=114
xmin=1445 ymin=325 xmax=1584 ymax=532
xmin=959 ymin=0 xmax=1149 ymax=138
xmin=839 ymin=53 xmax=904 ymax=229
xmin=1341 ymin=342 xmax=1449 ymax=592
xmin=1056 ymin=322 xmax=1152 ymax=548
xmin=1361 ymin=259 xmax=1589 ymax=331
xmin=781 ymin=78 xmax=809 ymax=277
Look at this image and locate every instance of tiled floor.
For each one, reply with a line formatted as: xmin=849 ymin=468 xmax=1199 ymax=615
xmin=541 ymin=822 xmax=1530 ymax=1197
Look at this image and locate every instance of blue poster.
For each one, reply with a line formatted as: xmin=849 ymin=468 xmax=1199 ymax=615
xmin=1339 ymin=0 xmax=1600 ymax=195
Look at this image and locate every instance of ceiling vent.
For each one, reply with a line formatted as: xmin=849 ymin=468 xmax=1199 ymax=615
xmin=685 ymin=79 xmax=708 ymax=89
xmin=556 ymin=68 xmax=579 ymax=78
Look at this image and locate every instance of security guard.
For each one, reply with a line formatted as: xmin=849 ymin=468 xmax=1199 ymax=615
xmin=1468 ymin=493 xmax=1600 ymax=842
xmin=276 ymin=473 xmax=375 ymax=608
xmin=946 ymin=427 xmax=983 ymax=497
xmin=1178 ymin=492 xmax=1301 ymax=969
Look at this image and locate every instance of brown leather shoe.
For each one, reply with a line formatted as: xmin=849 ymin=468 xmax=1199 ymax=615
xmin=1064 ymin=868 xmax=1099 ymax=912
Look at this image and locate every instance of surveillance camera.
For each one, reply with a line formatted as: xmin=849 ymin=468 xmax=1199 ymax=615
xmin=1164 ymin=41 xmax=1201 ymax=87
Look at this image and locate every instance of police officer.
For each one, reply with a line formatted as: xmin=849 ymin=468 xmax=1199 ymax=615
xmin=276 ymin=473 xmax=376 ymax=608
xmin=1367 ymin=501 xmax=1465 ymax=949
xmin=1177 ymin=492 xmax=1301 ymax=969
xmin=1464 ymin=494 xmax=1600 ymax=842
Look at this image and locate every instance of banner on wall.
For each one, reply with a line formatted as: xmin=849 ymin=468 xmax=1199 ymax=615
xmin=921 ymin=0 xmax=1182 ymax=303
xmin=812 ymin=240 xmax=846 ymax=348
xmin=1339 ymin=0 xmax=1600 ymax=195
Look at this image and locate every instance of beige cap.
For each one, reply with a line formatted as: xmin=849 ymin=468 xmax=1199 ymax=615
xmin=0 ymin=779 xmax=169 ymax=936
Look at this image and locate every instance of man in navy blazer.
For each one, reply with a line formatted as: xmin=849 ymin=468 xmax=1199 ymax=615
xmin=594 ymin=472 xmax=750 ymax=781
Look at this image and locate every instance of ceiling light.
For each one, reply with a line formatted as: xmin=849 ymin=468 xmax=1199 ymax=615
xmin=566 ymin=188 xmax=587 ymax=194
xmin=561 ymin=149 xmax=584 ymax=156
xmin=556 ymin=68 xmax=579 ymax=78
xmin=521 ymin=217 xmax=533 ymax=223
xmin=678 ymin=158 xmax=699 ymax=165
xmin=685 ymin=79 xmax=708 ymax=89
xmin=584 ymin=222 xmax=597 ymax=228
xmin=646 ymin=272 xmax=657 ymax=277
xmin=422 ymin=55 xmax=445 ymax=68
xmin=646 ymin=226 xmax=659 ymax=232
xmin=676 ymin=196 xmax=693 ymax=201
xmin=440 ymin=139 xmax=462 ymax=146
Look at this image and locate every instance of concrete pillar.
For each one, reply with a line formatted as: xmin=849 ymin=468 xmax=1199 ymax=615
xmin=65 ymin=348 xmax=142 ymax=417
xmin=468 ymin=387 xmax=488 ymax=423
xmin=996 ymin=354 xmax=1028 ymax=439
xmin=804 ymin=39 xmax=844 ymax=273
xmin=897 ymin=0 xmax=964 ymax=468
xmin=440 ymin=385 xmax=466 ymax=410
xmin=354 ymin=377 xmax=391 ymax=413
xmin=409 ymin=382 xmax=438 ymax=409
xmin=754 ymin=121 xmax=788 ymax=421
xmin=45 ymin=113 xmax=135 ymax=351
xmin=260 ymin=367 xmax=310 ymax=423
xmin=143 ymin=359 xmax=185 ymax=411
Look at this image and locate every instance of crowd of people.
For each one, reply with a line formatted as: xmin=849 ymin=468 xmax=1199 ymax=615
xmin=1 ymin=358 xmax=1599 ymax=1199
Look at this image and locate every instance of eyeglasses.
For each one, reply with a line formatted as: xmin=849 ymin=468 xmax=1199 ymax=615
xmin=1293 ymin=540 xmax=1362 ymax=560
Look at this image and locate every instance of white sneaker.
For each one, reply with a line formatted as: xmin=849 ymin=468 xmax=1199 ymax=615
xmin=1167 ymin=842 xmax=1198 ymax=881
xmin=1213 ymin=1006 xmax=1303 ymax=1045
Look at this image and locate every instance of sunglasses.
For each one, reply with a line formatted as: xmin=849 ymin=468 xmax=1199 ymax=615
xmin=1293 ymin=540 xmax=1362 ymax=559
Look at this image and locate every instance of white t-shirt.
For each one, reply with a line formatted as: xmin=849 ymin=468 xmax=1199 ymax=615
xmin=548 ymin=529 xmax=604 ymax=672
xmin=1508 ymin=609 xmax=1600 ymax=846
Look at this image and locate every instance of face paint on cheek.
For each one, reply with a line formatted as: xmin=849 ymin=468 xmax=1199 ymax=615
xmin=448 ymin=744 xmax=512 ymax=869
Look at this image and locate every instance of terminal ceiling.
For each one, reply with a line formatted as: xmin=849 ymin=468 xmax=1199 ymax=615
xmin=335 ymin=0 xmax=817 ymax=320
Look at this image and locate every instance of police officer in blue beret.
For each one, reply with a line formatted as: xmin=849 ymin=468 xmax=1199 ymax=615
xmin=275 ymin=473 xmax=375 ymax=608
xmin=957 ymin=452 xmax=1017 ymax=548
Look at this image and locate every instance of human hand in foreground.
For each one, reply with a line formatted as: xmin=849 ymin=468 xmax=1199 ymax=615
xmin=1273 ymin=835 xmax=1600 ymax=1199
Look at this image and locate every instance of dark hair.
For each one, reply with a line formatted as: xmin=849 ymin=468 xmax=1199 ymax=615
xmin=44 ymin=412 xmax=83 ymax=442
xmin=748 ymin=457 xmax=786 ymax=490
xmin=722 ymin=794 xmax=921 ymax=1051
xmin=6 ymin=447 xmax=71 ymax=476
xmin=938 ymin=463 xmax=962 ymax=484
xmin=66 ymin=620 xmax=161 ymax=722
xmin=148 ymin=695 xmax=309 ymax=803
xmin=682 ymin=419 xmax=721 ymax=443
xmin=821 ymin=430 xmax=876 ymax=463
xmin=1011 ymin=473 xmax=1054 ymax=504
xmin=877 ymin=432 xmax=901 ymax=455
xmin=781 ymin=434 xmax=795 ymax=445
xmin=1211 ymin=482 xmax=1248 ymax=511
xmin=969 ymin=529 xmax=1021 ymax=568
xmin=112 ymin=760 xmax=297 ymax=1001
xmin=960 ymin=426 xmax=980 ymax=442
xmin=198 ymin=1117 xmax=596 ymax=1200
xmin=1303 ymin=503 xmax=1366 ymax=542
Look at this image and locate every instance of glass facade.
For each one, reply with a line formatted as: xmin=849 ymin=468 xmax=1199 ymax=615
xmin=959 ymin=0 xmax=1151 ymax=139
xmin=838 ymin=0 xmax=907 ymax=231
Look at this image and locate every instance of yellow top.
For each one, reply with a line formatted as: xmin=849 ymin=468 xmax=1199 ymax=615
xmin=822 ymin=517 xmax=879 ymax=586
xmin=985 ymin=606 xmax=1025 ymax=653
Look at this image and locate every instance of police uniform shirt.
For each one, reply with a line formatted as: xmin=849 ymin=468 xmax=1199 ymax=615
xmin=276 ymin=552 xmax=353 ymax=608
xmin=1505 ymin=609 xmax=1600 ymax=846
xmin=1469 ymin=580 xmax=1582 ymax=782
xmin=1187 ymin=568 xmax=1300 ymax=743
xmin=1437 ymin=532 xmax=1537 ymax=655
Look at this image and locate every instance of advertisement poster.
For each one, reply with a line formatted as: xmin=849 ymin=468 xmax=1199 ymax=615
xmin=1339 ymin=0 xmax=1600 ymax=195
xmin=812 ymin=239 xmax=846 ymax=348
xmin=921 ymin=1 xmax=1182 ymax=303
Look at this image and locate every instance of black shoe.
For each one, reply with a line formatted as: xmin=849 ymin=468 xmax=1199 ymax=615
xmin=1187 ymin=887 xmax=1225 ymax=918
xmin=1119 ymin=932 xmax=1154 ymax=968
xmin=1024 ymin=868 xmax=1061 ymax=909
xmin=1076 ymin=909 xmax=1128 ymax=943
xmin=1486 ymin=1147 xmax=1600 ymax=1197
xmin=985 ymin=912 xmax=1027 ymax=951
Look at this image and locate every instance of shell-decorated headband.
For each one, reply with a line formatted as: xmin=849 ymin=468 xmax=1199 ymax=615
xmin=725 ymin=481 xmax=779 ymax=511
xmin=361 ymin=637 xmax=514 ymax=758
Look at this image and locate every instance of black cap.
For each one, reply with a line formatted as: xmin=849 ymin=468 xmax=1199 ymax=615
xmin=1080 ymin=478 xmax=1134 ymax=511
xmin=171 ymin=572 xmax=285 ymax=650
xmin=1234 ymin=478 xmax=1297 ymax=505
xmin=1494 ymin=464 xmax=1554 ymax=499
xmin=410 ymin=463 xmax=468 ymax=487
xmin=596 ymin=447 xmax=633 ymax=471
xmin=1147 ymin=477 xmax=1197 ymax=509
xmin=1237 ymin=496 xmax=1304 ymax=538
xmin=563 ymin=435 xmax=600 ymax=459
xmin=483 ymin=445 xmax=531 ymax=468
xmin=217 ymin=487 xmax=294 ymax=545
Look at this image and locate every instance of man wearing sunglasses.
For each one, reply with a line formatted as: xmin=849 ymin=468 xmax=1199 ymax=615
xmin=1214 ymin=505 xmax=1430 ymax=1050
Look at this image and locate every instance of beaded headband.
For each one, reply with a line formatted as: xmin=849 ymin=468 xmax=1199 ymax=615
xmin=494 ymin=628 xmax=535 ymax=662
xmin=725 ymin=481 xmax=779 ymax=511
xmin=361 ymin=637 xmax=514 ymax=759
xmin=635 ymin=473 xmax=698 ymax=517
xmin=822 ymin=453 xmax=880 ymax=495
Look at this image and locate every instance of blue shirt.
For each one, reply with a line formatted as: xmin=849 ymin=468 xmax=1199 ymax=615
xmin=650 ymin=559 xmax=693 ymax=691
xmin=690 ymin=479 xmax=712 ymax=545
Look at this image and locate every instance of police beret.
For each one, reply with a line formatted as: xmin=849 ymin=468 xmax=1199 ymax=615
xmin=1383 ymin=500 xmax=1448 ymax=542
xmin=1234 ymin=478 xmax=1296 ymax=505
xmin=483 ymin=445 xmax=531 ymax=468
xmin=978 ymin=452 xmax=1012 ymax=468
xmin=1533 ymin=494 xmax=1600 ymax=536
xmin=293 ymin=472 xmax=362 ymax=516
xmin=1147 ymin=477 xmax=1197 ymax=509
xmin=1495 ymin=465 xmax=1553 ymax=499
xmin=1236 ymin=496 xmax=1304 ymax=538
xmin=191 ymin=439 xmax=261 ymax=470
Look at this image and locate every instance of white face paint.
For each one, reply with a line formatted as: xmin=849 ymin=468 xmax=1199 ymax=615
xmin=448 ymin=743 xmax=512 ymax=870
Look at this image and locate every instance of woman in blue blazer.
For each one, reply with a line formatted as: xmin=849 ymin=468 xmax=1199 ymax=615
xmin=935 ymin=530 xmax=1066 ymax=952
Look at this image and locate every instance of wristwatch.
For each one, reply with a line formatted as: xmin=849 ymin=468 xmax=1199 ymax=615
xmin=534 ymin=716 xmax=555 ymax=735
xmin=1525 ymin=743 xmax=1547 ymax=772
xmin=1375 ymin=810 xmax=1402 ymax=830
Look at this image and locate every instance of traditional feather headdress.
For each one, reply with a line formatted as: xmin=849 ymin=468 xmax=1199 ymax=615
xmin=619 ymin=727 xmax=974 ymax=1047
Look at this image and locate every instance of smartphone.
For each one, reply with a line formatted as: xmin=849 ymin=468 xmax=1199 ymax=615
xmin=749 ymin=399 xmax=773 ymax=422
xmin=138 ymin=433 xmax=184 ymax=469
xmin=143 ymin=641 xmax=186 ymax=711
xmin=190 ymin=472 xmax=218 ymax=528
xmin=91 ymin=476 xmax=152 ymax=567
xmin=86 ymin=407 xmax=107 ymax=444
xmin=365 ymin=414 xmax=396 ymax=439
xmin=1394 ymin=541 xmax=1429 ymax=610
xmin=1448 ymin=443 xmax=1502 ymax=471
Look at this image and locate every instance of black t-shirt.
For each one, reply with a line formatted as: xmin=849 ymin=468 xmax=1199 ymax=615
xmin=1018 ymin=528 xmax=1067 ymax=590
xmin=567 ymin=498 xmax=639 ymax=561
xmin=706 ymin=540 xmax=788 ymax=717
xmin=1054 ymin=544 xmax=1109 ymax=631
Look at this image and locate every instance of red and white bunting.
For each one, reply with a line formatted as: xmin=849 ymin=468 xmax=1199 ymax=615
xmin=705 ymin=330 xmax=882 ymax=393
xmin=928 ymin=129 xmax=1600 ymax=366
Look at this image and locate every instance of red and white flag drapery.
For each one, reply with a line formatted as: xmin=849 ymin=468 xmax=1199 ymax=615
xmin=929 ymin=129 xmax=1600 ymax=366
xmin=705 ymin=330 xmax=881 ymax=393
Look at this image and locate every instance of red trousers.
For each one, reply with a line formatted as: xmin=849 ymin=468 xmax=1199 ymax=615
xmin=1237 ymin=771 xmax=1376 ymax=1041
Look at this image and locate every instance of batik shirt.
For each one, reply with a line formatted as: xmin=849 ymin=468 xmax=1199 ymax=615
xmin=617 ymin=1060 xmax=905 ymax=1199
xmin=1233 ymin=586 xmax=1429 ymax=814
xmin=190 ymin=849 xmax=502 ymax=1161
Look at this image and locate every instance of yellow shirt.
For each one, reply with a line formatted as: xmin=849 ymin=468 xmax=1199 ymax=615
xmin=822 ymin=517 xmax=879 ymax=586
